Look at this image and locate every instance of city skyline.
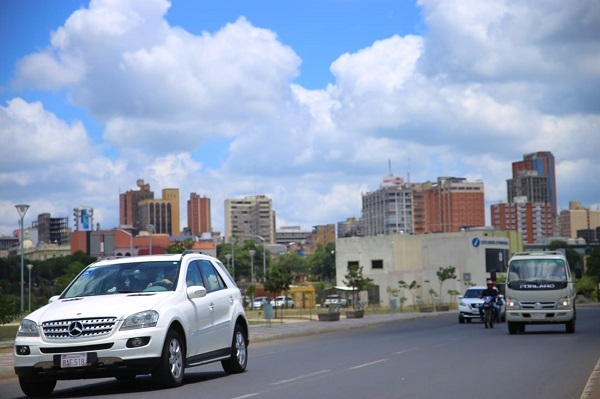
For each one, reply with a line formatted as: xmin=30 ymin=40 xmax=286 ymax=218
xmin=1 ymin=0 xmax=599 ymax=237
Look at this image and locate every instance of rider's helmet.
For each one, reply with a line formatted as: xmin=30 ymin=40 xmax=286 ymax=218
xmin=486 ymin=279 xmax=493 ymax=288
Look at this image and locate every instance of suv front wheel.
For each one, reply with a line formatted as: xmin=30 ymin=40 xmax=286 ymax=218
xmin=152 ymin=329 xmax=185 ymax=388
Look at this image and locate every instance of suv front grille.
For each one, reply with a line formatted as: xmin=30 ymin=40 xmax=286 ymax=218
xmin=42 ymin=317 xmax=117 ymax=339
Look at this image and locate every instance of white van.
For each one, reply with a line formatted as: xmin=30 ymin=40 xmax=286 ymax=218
xmin=505 ymin=251 xmax=576 ymax=334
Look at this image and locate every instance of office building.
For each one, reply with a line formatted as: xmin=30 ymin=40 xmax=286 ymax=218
xmin=187 ymin=193 xmax=212 ymax=235
xmin=362 ymin=174 xmax=414 ymax=236
xmin=138 ymin=188 xmax=180 ymax=236
xmin=511 ymin=151 xmax=557 ymax=217
xmin=312 ymin=224 xmax=336 ymax=247
xmin=559 ymin=201 xmax=600 ymax=241
xmin=119 ymin=179 xmax=154 ymax=231
xmin=490 ymin=197 xmax=554 ymax=244
xmin=224 ymin=195 xmax=276 ymax=244
xmin=337 ymin=217 xmax=362 ymax=238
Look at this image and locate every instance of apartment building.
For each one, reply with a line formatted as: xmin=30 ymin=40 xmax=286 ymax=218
xmin=559 ymin=201 xmax=600 ymax=241
xmin=187 ymin=192 xmax=212 ymax=235
xmin=224 ymin=195 xmax=276 ymax=244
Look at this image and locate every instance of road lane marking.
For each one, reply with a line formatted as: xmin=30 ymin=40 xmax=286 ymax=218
xmin=232 ymin=394 xmax=261 ymax=399
xmin=270 ymin=369 xmax=331 ymax=385
xmin=394 ymin=348 xmax=418 ymax=355
xmin=349 ymin=359 xmax=388 ymax=370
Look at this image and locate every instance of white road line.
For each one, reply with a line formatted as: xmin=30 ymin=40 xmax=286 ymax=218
xmin=349 ymin=359 xmax=389 ymax=370
xmin=394 ymin=347 xmax=418 ymax=355
xmin=231 ymin=394 xmax=261 ymax=399
xmin=270 ymin=369 xmax=331 ymax=385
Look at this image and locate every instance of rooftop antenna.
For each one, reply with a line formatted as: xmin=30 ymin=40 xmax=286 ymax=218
xmin=407 ymin=155 xmax=411 ymax=184
xmin=388 ymin=159 xmax=393 ymax=176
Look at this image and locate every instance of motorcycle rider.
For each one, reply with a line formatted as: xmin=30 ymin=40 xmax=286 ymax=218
xmin=479 ymin=279 xmax=501 ymax=326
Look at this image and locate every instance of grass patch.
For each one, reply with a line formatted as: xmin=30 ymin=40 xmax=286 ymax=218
xmin=0 ymin=324 xmax=18 ymax=342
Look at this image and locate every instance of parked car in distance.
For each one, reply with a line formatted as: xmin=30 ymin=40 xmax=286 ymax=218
xmin=13 ymin=251 xmax=249 ymax=397
xmin=272 ymin=296 xmax=295 ymax=308
xmin=252 ymin=296 xmax=270 ymax=310
xmin=323 ymin=294 xmax=348 ymax=307
xmin=458 ymin=286 xmax=505 ymax=324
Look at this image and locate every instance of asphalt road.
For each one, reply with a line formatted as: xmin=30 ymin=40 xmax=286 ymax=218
xmin=1 ymin=306 xmax=600 ymax=398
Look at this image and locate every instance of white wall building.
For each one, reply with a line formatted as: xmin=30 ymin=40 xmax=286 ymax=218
xmin=335 ymin=231 xmax=511 ymax=307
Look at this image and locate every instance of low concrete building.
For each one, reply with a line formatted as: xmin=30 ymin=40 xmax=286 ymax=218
xmin=335 ymin=231 xmax=513 ymax=307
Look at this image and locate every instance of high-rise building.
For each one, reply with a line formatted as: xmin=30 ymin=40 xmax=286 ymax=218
xmin=559 ymin=201 xmax=600 ymax=240
xmin=491 ymin=197 xmax=554 ymax=244
xmin=224 ymin=195 xmax=276 ymax=244
xmin=362 ymin=174 xmax=414 ymax=236
xmin=119 ymin=179 xmax=154 ymax=231
xmin=138 ymin=188 xmax=180 ymax=236
xmin=412 ymin=177 xmax=485 ymax=233
xmin=187 ymin=193 xmax=212 ymax=235
xmin=493 ymin=151 xmax=557 ymax=242
xmin=511 ymin=151 xmax=557 ymax=217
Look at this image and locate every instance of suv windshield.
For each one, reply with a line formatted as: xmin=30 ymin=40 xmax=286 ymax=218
xmin=63 ymin=261 xmax=180 ymax=298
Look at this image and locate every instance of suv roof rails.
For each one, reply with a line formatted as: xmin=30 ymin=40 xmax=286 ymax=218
xmin=181 ymin=249 xmax=205 ymax=257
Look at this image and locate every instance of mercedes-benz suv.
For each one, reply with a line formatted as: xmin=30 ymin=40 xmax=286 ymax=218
xmin=14 ymin=251 xmax=249 ymax=397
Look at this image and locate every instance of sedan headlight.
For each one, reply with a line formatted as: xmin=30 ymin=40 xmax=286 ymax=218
xmin=459 ymin=301 xmax=466 ymax=307
xmin=17 ymin=319 xmax=39 ymax=337
xmin=505 ymin=298 xmax=520 ymax=310
xmin=556 ymin=297 xmax=571 ymax=310
xmin=120 ymin=310 xmax=159 ymax=330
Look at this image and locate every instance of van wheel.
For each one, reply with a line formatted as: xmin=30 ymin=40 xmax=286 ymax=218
xmin=222 ymin=324 xmax=248 ymax=374
xmin=566 ymin=319 xmax=575 ymax=333
xmin=19 ymin=375 xmax=57 ymax=397
xmin=152 ymin=329 xmax=185 ymax=388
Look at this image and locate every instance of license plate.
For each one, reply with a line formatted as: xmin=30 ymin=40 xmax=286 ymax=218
xmin=61 ymin=353 xmax=87 ymax=368
xmin=531 ymin=313 xmax=545 ymax=320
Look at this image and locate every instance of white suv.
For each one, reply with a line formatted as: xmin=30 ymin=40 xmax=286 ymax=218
xmin=14 ymin=251 xmax=249 ymax=397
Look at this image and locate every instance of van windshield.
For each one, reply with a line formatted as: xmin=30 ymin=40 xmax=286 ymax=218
xmin=508 ymin=259 xmax=567 ymax=282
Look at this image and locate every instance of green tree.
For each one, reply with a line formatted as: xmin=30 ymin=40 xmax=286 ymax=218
xmin=436 ymin=266 xmax=457 ymax=303
xmin=575 ymin=275 xmax=597 ymax=300
xmin=400 ymin=280 xmax=420 ymax=311
xmin=0 ymin=294 xmax=19 ymax=324
xmin=307 ymin=243 xmax=336 ymax=282
xmin=585 ymin=246 xmax=600 ymax=281
xmin=165 ymin=239 xmax=195 ymax=254
xmin=343 ymin=263 xmax=374 ymax=310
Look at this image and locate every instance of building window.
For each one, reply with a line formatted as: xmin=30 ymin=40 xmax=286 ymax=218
xmin=372 ymin=259 xmax=383 ymax=269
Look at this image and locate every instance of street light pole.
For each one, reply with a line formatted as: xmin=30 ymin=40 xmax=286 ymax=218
xmin=239 ymin=234 xmax=266 ymax=280
xmin=15 ymin=204 xmax=30 ymax=318
xmin=147 ymin=224 xmax=154 ymax=255
xmin=225 ymin=253 xmax=231 ymax=271
xmin=249 ymin=249 xmax=256 ymax=283
xmin=229 ymin=237 xmax=236 ymax=280
xmin=27 ymin=264 xmax=33 ymax=313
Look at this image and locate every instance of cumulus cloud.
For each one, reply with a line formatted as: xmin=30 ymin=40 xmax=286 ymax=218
xmin=2 ymin=0 xmax=599 ymax=235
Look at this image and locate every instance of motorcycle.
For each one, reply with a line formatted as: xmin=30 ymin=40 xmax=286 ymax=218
xmin=482 ymin=296 xmax=494 ymax=329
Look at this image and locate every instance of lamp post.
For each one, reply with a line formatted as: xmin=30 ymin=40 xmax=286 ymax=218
xmin=115 ymin=229 xmax=133 ymax=256
xmin=249 ymin=249 xmax=256 ymax=283
xmin=225 ymin=253 xmax=232 ymax=271
xmin=240 ymin=234 xmax=266 ymax=281
xmin=15 ymin=204 xmax=29 ymax=318
xmin=27 ymin=264 xmax=33 ymax=313
xmin=229 ymin=237 xmax=236 ymax=279
xmin=147 ymin=224 xmax=154 ymax=255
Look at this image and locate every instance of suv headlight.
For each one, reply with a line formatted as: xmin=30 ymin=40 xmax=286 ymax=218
xmin=120 ymin=310 xmax=159 ymax=330
xmin=505 ymin=298 xmax=520 ymax=310
xmin=459 ymin=301 xmax=466 ymax=307
xmin=17 ymin=319 xmax=39 ymax=337
xmin=556 ymin=297 xmax=571 ymax=310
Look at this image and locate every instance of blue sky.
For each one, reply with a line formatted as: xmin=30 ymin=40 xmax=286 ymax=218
xmin=1 ymin=0 xmax=599 ymax=237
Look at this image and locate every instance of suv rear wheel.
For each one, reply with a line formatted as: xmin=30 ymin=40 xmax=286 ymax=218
xmin=222 ymin=324 xmax=248 ymax=374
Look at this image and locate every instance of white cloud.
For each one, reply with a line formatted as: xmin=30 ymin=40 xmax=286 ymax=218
xmin=2 ymin=0 xmax=599 ymax=236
